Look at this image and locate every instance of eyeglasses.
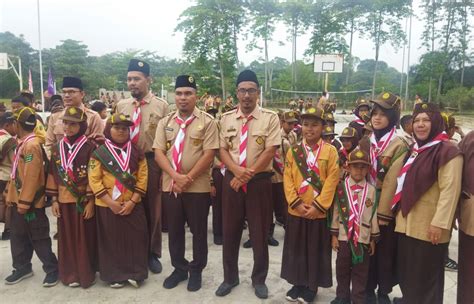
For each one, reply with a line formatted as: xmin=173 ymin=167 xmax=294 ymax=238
xmin=61 ymin=90 xmax=81 ymax=95
xmin=237 ymin=88 xmax=258 ymax=95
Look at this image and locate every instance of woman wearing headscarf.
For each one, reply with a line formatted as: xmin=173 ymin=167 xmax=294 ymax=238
xmin=392 ymin=103 xmax=462 ymax=304
xmin=88 ymin=113 xmax=148 ymax=288
xmin=359 ymin=92 xmax=409 ymax=304
xmin=47 ymin=106 xmax=97 ymax=288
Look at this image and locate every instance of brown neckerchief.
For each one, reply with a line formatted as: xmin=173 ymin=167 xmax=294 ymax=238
xmin=459 ymin=131 xmax=474 ymax=196
xmin=400 ymin=140 xmax=460 ymax=216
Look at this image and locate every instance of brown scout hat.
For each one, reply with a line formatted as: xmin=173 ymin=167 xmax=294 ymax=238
xmin=301 ymin=107 xmax=325 ymax=123
xmin=13 ymin=107 xmax=36 ymax=126
xmin=108 ymin=113 xmax=134 ymax=127
xmin=413 ymin=102 xmax=440 ymax=117
xmin=354 ymin=97 xmax=370 ymax=110
xmin=347 ymin=149 xmax=370 ymax=166
xmin=370 ymin=92 xmax=401 ymax=111
xmin=339 ymin=127 xmax=357 ymax=139
xmin=61 ymin=106 xmax=87 ymax=123
xmin=282 ymin=111 xmax=298 ymax=123
xmin=322 ymin=125 xmax=337 ymax=136
xmin=323 ymin=112 xmax=337 ymax=124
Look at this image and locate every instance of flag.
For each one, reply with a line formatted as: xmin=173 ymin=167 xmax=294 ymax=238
xmin=47 ymin=68 xmax=55 ymax=95
xmin=28 ymin=69 xmax=33 ymax=92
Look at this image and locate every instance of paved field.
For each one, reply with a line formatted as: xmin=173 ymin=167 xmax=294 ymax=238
xmin=0 ymin=113 xmax=469 ymax=303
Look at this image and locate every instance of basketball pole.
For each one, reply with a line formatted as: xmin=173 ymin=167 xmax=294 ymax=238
xmin=324 ymin=73 xmax=329 ymax=92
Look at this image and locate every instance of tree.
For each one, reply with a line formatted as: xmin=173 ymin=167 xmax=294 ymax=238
xmin=359 ymin=0 xmax=410 ymax=97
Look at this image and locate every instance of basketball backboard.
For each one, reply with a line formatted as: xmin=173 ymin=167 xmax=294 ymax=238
xmin=0 ymin=53 xmax=8 ymax=70
xmin=314 ymin=54 xmax=344 ymax=73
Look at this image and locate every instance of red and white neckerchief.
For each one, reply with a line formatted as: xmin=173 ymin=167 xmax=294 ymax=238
xmin=130 ymin=99 xmax=145 ymax=144
xmin=105 ymin=139 xmax=132 ymax=200
xmin=11 ymin=134 xmax=36 ymax=180
xmin=0 ymin=129 xmax=9 ymax=137
xmin=345 ymin=177 xmax=368 ymax=245
xmin=354 ymin=118 xmax=365 ymax=126
xmin=298 ymin=141 xmax=323 ymax=197
xmin=369 ymin=127 xmax=396 ymax=184
xmin=391 ymin=132 xmax=449 ymax=210
xmin=274 ymin=150 xmax=284 ymax=174
xmin=170 ymin=114 xmax=196 ymax=196
xmin=59 ymin=135 xmax=87 ymax=181
xmin=339 ymin=147 xmax=348 ymax=159
xmin=239 ymin=115 xmax=253 ymax=193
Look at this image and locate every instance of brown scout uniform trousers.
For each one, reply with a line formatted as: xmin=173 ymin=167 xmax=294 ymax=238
xmin=211 ymin=168 xmax=223 ymax=239
xmin=163 ymin=192 xmax=210 ymax=273
xmin=222 ymin=172 xmax=273 ymax=285
xmin=143 ymin=154 xmax=162 ymax=257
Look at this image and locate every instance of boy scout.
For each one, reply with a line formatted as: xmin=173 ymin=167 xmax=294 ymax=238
xmin=0 ymin=112 xmax=16 ymax=240
xmin=116 ymin=59 xmax=169 ymax=274
xmin=331 ymin=149 xmax=379 ymax=304
xmin=216 ymin=70 xmax=281 ymax=299
xmin=349 ymin=98 xmax=371 ymax=141
xmin=46 ymin=77 xmax=104 ymax=156
xmin=154 ymin=75 xmax=219 ymax=292
xmin=11 ymin=96 xmax=47 ymax=145
xmin=4 ymin=107 xmax=58 ymax=287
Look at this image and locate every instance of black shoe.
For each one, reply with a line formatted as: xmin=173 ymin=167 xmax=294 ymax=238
xmin=253 ymin=283 xmax=268 ymax=299
xmin=330 ymin=297 xmax=351 ymax=304
xmin=1 ymin=229 xmax=10 ymax=240
xmin=297 ymin=287 xmax=316 ymax=303
xmin=148 ymin=254 xmax=162 ymax=274
xmin=43 ymin=271 xmax=58 ymax=287
xmin=285 ymin=285 xmax=301 ymax=302
xmin=215 ymin=280 xmax=239 ymax=297
xmin=366 ymin=290 xmax=376 ymax=304
xmin=163 ymin=270 xmax=188 ymax=289
xmin=4 ymin=269 xmax=33 ymax=285
xmin=393 ymin=297 xmax=404 ymax=304
xmin=214 ymin=235 xmax=223 ymax=245
xmin=268 ymin=236 xmax=279 ymax=246
xmin=187 ymin=272 xmax=202 ymax=292
xmin=243 ymin=239 xmax=252 ymax=248
xmin=377 ymin=293 xmax=391 ymax=304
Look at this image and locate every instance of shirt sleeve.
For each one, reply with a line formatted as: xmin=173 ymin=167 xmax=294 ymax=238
xmin=134 ymin=158 xmax=148 ymax=197
xmin=283 ymin=149 xmax=303 ymax=210
xmin=265 ymin=113 xmax=282 ymax=147
xmin=45 ymin=172 xmax=58 ymax=197
xmin=203 ymin=118 xmax=219 ymax=151
xmin=330 ymin=202 xmax=340 ymax=236
xmin=152 ymin=118 xmax=167 ymax=151
xmin=219 ymin=117 xmax=229 ymax=149
xmin=314 ymin=146 xmax=340 ymax=213
xmin=17 ymin=143 xmax=43 ymax=210
xmin=88 ymin=157 xmax=108 ymax=199
xmin=34 ymin=120 xmax=46 ymax=145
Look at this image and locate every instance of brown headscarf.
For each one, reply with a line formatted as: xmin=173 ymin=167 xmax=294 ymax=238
xmin=399 ymin=103 xmax=461 ymax=216
xmin=459 ymin=131 xmax=474 ymax=197
xmin=102 ymin=121 xmax=144 ymax=174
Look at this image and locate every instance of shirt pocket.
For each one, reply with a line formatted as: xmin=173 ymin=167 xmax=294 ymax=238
xmin=360 ymin=222 xmax=371 ymax=242
xmin=146 ymin=113 xmax=160 ymax=137
xmin=250 ymin=130 xmax=268 ymax=151
xmin=189 ymin=130 xmax=205 ymax=150
xmin=165 ymin=128 xmax=178 ymax=151
xmin=224 ymin=129 xmax=238 ymax=150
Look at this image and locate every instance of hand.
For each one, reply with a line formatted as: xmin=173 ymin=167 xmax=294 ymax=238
xmin=210 ymin=185 xmax=217 ymax=197
xmin=17 ymin=207 xmax=27 ymax=215
xmin=52 ymin=202 xmax=61 ymax=218
xmin=230 ymin=177 xmax=244 ymax=192
xmin=294 ymin=204 xmax=310 ymax=217
xmin=331 ymin=236 xmax=339 ymax=252
xmin=428 ymin=225 xmax=443 ymax=245
xmin=83 ymin=200 xmax=95 ymax=220
xmin=119 ymin=200 xmax=135 ymax=216
xmin=173 ymin=173 xmax=193 ymax=191
xmin=232 ymin=166 xmax=254 ymax=183
xmin=108 ymin=200 xmax=123 ymax=215
xmin=369 ymin=240 xmax=376 ymax=256
xmin=303 ymin=205 xmax=321 ymax=220
xmin=172 ymin=183 xmax=184 ymax=194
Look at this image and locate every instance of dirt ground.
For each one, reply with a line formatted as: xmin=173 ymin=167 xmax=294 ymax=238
xmin=0 ymin=113 xmax=468 ymax=303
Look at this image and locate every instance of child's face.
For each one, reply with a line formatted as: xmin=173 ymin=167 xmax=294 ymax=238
xmin=110 ymin=124 xmax=130 ymax=144
xmin=99 ymin=109 xmax=108 ymax=120
xmin=371 ymin=107 xmax=389 ymax=130
xmin=341 ymin=138 xmax=354 ymax=151
xmin=282 ymin=121 xmax=296 ymax=134
xmin=358 ymin=106 xmax=370 ymax=120
xmin=302 ymin=118 xmax=323 ymax=143
xmin=348 ymin=163 xmax=369 ymax=182
xmin=403 ymin=120 xmax=413 ymax=134
xmin=62 ymin=120 xmax=80 ymax=137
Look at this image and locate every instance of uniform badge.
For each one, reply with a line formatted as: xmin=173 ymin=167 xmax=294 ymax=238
xmin=24 ymin=154 xmax=33 ymax=163
xmin=256 ymin=136 xmax=264 ymax=145
xmin=180 ymin=123 xmax=186 ymax=129
xmin=188 ymin=76 xmax=194 ymax=83
xmin=355 ymin=151 xmax=364 ymax=158
xmin=227 ymin=127 xmax=236 ymax=133
xmin=422 ymin=103 xmax=428 ymax=109
xmin=165 ymin=127 xmax=174 ymax=132
xmin=119 ymin=114 xmax=127 ymax=121
xmin=68 ymin=107 xmax=77 ymax=115
xmin=382 ymin=93 xmax=390 ymax=99
xmin=307 ymin=108 xmax=316 ymax=114
xmin=166 ymin=141 xmax=172 ymax=150
xmin=138 ymin=61 xmax=144 ymax=67
xmin=197 ymin=125 xmax=203 ymax=131
xmin=193 ymin=139 xmax=203 ymax=146
xmin=365 ymin=198 xmax=373 ymax=207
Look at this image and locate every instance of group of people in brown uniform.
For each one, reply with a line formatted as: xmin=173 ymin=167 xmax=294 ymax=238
xmin=0 ymin=58 xmax=473 ymax=304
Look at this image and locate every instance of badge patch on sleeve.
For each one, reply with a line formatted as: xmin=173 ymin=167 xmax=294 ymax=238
xmin=24 ymin=154 xmax=33 ymax=163
xmin=256 ymin=136 xmax=264 ymax=145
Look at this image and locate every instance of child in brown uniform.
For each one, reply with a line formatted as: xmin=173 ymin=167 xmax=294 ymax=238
xmin=47 ymin=106 xmax=97 ymax=288
xmin=88 ymin=113 xmax=148 ymax=288
xmin=281 ymin=107 xmax=340 ymax=303
xmin=4 ymin=107 xmax=58 ymax=287
xmin=331 ymin=149 xmax=379 ymax=304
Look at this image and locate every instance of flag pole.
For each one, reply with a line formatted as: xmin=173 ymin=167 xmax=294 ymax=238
xmin=37 ymin=0 xmax=45 ymax=111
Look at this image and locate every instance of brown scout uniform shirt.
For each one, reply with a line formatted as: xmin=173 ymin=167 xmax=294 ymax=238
xmin=395 ymin=155 xmax=463 ymax=243
xmin=153 ymin=107 xmax=219 ymax=193
xmin=6 ymin=136 xmax=46 ymax=210
xmin=272 ymin=128 xmax=298 ymax=184
xmin=219 ymin=106 xmax=281 ymax=173
xmin=116 ymin=92 xmax=169 ymax=153
xmin=0 ymin=131 xmax=15 ymax=181
xmin=331 ymin=177 xmax=380 ymax=244
xmin=46 ymin=105 xmax=105 ymax=156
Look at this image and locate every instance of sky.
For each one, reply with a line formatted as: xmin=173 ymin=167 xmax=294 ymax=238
xmin=1 ymin=0 xmax=472 ymax=75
